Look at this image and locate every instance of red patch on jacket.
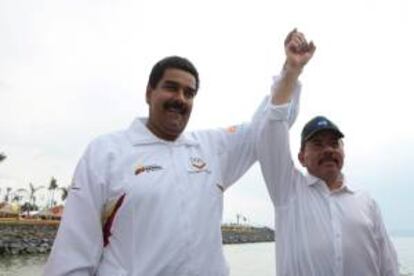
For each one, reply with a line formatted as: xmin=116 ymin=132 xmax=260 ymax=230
xmin=102 ymin=194 xmax=126 ymax=247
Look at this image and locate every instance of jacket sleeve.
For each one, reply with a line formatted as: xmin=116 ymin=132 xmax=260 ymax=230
xmin=216 ymin=76 xmax=301 ymax=190
xmin=371 ymin=200 xmax=399 ymax=276
xmin=43 ymin=140 xmax=108 ymax=276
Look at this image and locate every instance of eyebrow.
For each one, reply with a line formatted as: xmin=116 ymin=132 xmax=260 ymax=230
xmin=163 ymin=80 xmax=196 ymax=92
xmin=162 ymin=80 xmax=179 ymax=87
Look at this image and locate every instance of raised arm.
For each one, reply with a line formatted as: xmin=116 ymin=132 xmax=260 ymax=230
xmin=272 ymin=29 xmax=316 ymax=105
xmin=258 ymin=29 xmax=315 ymax=206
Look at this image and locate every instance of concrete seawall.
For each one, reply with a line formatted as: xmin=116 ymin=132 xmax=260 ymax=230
xmin=0 ymin=221 xmax=274 ymax=255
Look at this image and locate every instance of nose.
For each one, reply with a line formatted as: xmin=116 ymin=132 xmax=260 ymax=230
xmin=174 ymin=88 xmax=188 ymax=103
xmin=322 ymin=144 xmax=335 ymax=153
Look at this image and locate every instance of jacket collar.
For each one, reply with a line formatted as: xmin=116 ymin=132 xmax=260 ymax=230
xmin=125 ymin=117 xmax=199 ymax=147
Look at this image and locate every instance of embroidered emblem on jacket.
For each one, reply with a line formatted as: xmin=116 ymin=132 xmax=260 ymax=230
xmin=135 ymin=164 xmax=163 ymax=175
xmin=190 ymin=157 xmax=207 ymax=171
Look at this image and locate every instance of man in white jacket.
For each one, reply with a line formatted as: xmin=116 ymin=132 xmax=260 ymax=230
xmin=44 ymin=29 xmax=314 ymax=276
xmin=257 ymin=36 xmax=399 ymax=275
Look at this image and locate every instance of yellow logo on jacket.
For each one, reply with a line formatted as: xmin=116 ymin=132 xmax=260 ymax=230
xmin=134 ymin=164 xmax=163 ymax=175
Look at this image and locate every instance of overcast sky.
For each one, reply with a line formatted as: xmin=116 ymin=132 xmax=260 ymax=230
xmin=1 ymin=0 xmax=413 ymax=234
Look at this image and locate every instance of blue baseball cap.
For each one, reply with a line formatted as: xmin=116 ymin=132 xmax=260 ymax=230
xmin=301 ymin=116 xmax=344 ymax=145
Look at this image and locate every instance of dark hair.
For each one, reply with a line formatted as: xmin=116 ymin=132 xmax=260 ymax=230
xmin=148 ymin=56 xmax=199 ymax=91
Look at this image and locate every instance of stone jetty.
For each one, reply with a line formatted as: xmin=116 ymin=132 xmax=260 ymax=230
xmin=0 ymin=220 xmax=274 ymax=255
xmin=222 ymin=224 xmax=275 ymax=244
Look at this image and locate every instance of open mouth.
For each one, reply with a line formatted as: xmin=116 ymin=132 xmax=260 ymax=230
xmin=319 ymin=157 xmax=338 ymax=166
xmin=167 ymin=107 xmax=185 ymax=115
xmin=165 ymin=108 xmax=187 ymax=119
xmin=164 ymin=102 xmax=187 ymax=115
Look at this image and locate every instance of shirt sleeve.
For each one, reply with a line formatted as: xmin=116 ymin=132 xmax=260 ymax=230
xmin=255 ymin=76 xmax=302 ymax=207
xmin=256 ymin=103 xmax=300 ymax=207
xmin=372 ymin=200 xmax=399 ymax=276
xmin=216 ymin=76 xmax=301 ymax=190
xmin=272 ymin=75 xmax=301 ymax=128
xmin=43 ymin=141 xmax=107 ymax=276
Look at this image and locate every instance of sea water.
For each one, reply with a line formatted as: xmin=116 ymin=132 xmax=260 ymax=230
xmin=0 ymin=237 xmax=412 ymax=276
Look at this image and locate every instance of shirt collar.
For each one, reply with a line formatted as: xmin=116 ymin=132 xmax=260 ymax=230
xmin=305 ymin=173 xmax=355 ymax=194
xmin=126 ymin=117 xmax=199 ymax=147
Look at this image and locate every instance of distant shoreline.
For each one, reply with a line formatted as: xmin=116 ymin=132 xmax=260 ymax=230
xmin=0 ymin=220 xmax=274 ymax=255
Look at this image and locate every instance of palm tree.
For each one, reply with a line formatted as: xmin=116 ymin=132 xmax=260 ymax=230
xmin=12 ymin=191 xmax=25 ymax=204
xmin=48 ymin=177 xmax=58 ymax=207
xmin=0 ymin=153 xmax=6 ymax=163
xmin=21 ymin=202 xmax=38 ymax=215
xmin=59 ymin=187 xmax=68 ymax=202
xmin=0 ymin=154 xmax=7 ymax=203
xmin=28 ymin=182 xmax=44 ymax=207
xmin=15 ymin=188 xmax=28 ymax=203
xmin=4 ymin=187 xmax=12 ymax=202
xmin=18 ymin=183 xmax=44 ymax=216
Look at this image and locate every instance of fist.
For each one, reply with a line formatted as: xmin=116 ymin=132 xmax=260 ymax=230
xmin=284 ymin=28 xmax=316 ymax=71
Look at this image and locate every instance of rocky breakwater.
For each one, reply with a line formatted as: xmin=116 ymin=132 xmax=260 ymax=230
xmin=222 ymin=225 xmax=274 ymax=244
xmin=0 ymin=220 xmax=274 ymax=255
xmin=0 ymin=220 xmax=58 ymax=255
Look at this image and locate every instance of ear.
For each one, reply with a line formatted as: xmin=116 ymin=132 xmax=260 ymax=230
xmin=298 ymin=150 xmax=306 ymax=167
xmin=146 ymin=85 xmax=152 ymax=104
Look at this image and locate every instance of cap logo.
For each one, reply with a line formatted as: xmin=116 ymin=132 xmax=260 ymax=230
xmin=317 ymin=120 xmax=328 ymax=126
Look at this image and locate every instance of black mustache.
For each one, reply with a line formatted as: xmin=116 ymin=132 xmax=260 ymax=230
xmin=163 ymin=100 xmax=187 ymax=114
xmin=319 ymin=155 xmax=337 ymax=165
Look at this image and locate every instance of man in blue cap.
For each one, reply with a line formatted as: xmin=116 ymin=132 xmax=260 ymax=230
xmin=258 ymin=100 xmax=399 ymax=273
xmin=297 ymin=116 xmax=346 ymax=191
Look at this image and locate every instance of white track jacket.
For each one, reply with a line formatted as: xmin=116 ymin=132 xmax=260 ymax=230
xmin=43 ymin=77 xmax=301 ymax=276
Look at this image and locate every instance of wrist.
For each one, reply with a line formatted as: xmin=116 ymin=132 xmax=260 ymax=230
xmin=282 ymin=61 xmax=303 ymax=76
xmin=281 ymin=63 xmax=301 ymax=81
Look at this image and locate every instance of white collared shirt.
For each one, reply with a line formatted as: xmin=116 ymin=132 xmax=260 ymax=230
xmin=257 ymin=104 xmax=399 ymax=276
xmin=43 ymin=79 xmax=301 ymax=276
